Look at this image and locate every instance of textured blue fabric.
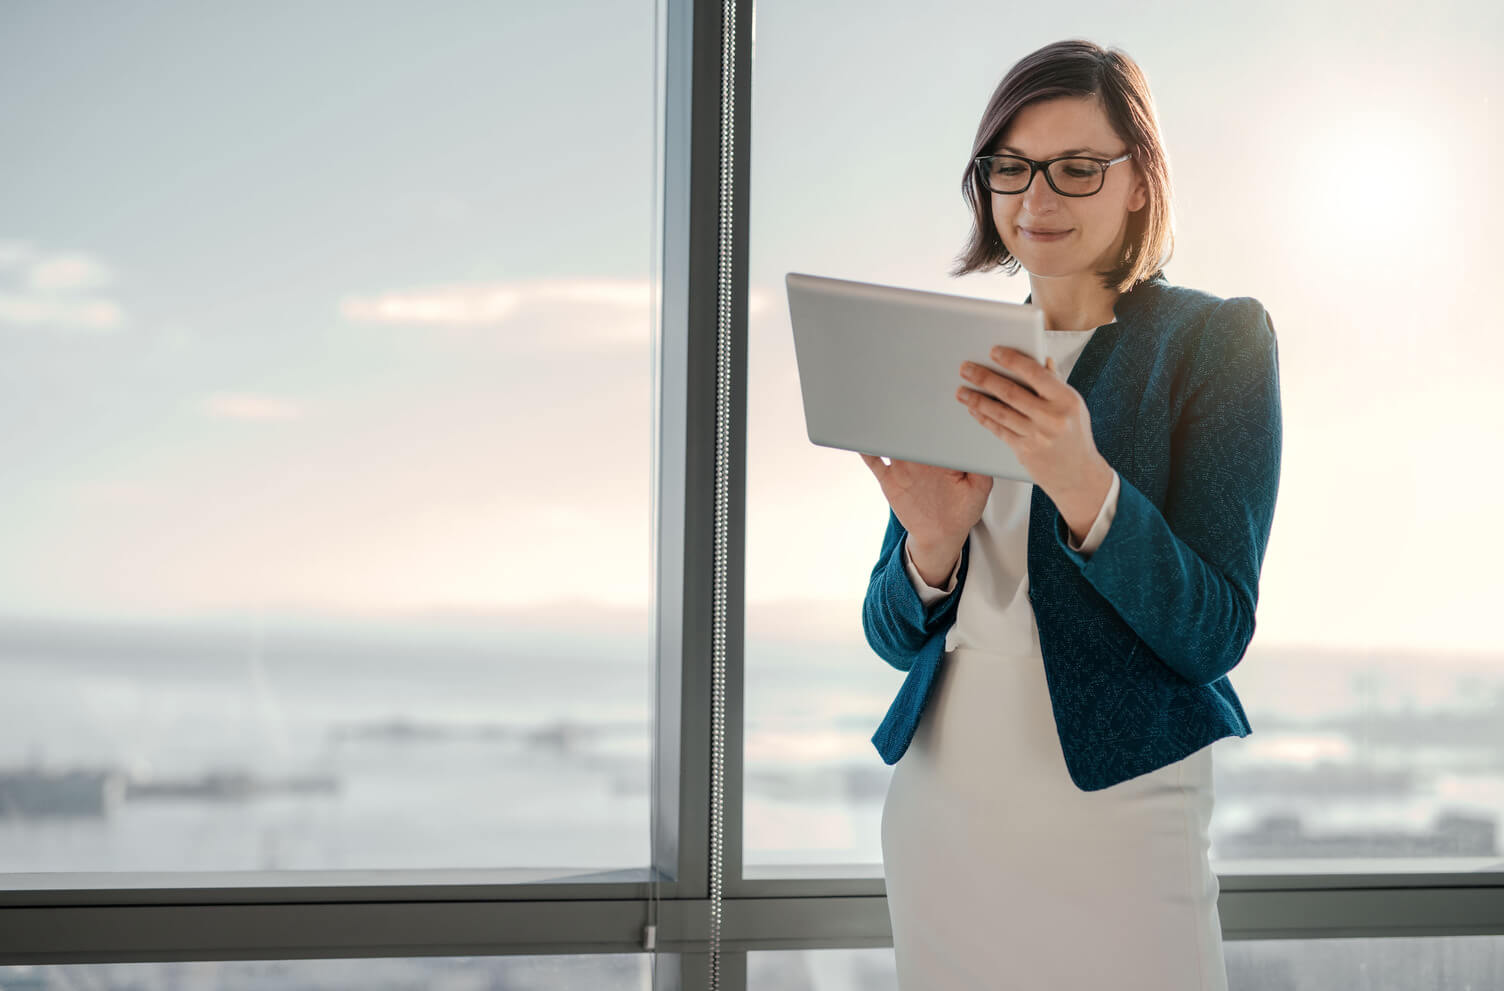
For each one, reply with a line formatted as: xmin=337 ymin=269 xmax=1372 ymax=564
xmin=862 ymin=271 xmax=1283 ymax=790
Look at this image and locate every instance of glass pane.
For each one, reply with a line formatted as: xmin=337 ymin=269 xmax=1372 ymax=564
xmin=751 ymin=936 xmax=1504 ymax=990
xmin=0 ymin=954 xmax=653 ymax=990
xmin=0 ymin=2 xmax=657 ymax=878
xmin=1227 ymin=935 xmax=1504 ymax=990
xmin=750 ymin=947 xmax=897 ymax=990
xmin=745 ymin=1 xmax=1504 ymax=873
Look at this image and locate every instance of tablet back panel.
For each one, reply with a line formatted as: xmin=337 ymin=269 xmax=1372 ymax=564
xmin=785 ymin=272 xmax=1047 ymax=482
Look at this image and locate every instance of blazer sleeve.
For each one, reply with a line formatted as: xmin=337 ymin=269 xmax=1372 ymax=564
xmin=861 ymin=506 xmax=970 ymax=672
xmin=1052 ymin=296 xmax=1283 ymax=687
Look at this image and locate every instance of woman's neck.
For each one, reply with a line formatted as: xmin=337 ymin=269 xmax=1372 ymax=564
xmin=1027 ymin=272 xmax=1121 ymax=331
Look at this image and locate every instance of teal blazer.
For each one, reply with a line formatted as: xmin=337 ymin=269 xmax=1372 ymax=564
xmin=861 ymin=271 xmax=1283 ymax=790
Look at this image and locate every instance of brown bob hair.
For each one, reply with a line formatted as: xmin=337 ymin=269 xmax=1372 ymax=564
xmin=951 ymin=39 xmax=1174 ymax=293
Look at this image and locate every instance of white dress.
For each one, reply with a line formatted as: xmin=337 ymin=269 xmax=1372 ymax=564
xmin=880 ymin=324 xmax=1228 ymax=991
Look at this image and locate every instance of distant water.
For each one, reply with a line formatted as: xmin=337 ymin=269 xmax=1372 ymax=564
xmin=0 ymin=615 xmax=654 ymax=874
xmin=3 ymin=614 xmax=1504 ymax=877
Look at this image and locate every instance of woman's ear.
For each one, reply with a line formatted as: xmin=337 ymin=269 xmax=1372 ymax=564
xmin=1128 ymin=174 xmax=1148 ymax=213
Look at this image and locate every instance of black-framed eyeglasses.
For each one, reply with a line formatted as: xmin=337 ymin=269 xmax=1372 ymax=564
xmin=974 ymin=151 xmax=1133 ymax=197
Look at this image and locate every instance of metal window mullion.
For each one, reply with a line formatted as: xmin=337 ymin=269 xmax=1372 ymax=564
xmin=655 ymin=0 xmax=749 ymax=984
xmin=704 ymin=0 xmax=750 ymax=984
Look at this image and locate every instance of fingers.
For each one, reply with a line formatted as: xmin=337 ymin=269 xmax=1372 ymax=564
xmin=964 ymin=373 xmax=1046 ymax=421
xmin=983 ymin=348 xmax=1061 ymax=403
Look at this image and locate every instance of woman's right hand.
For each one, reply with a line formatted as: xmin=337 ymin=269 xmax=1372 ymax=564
xmin=857 ymin=453 xmax=992 ymax=552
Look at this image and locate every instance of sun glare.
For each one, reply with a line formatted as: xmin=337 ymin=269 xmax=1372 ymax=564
xmin=1293 ymin=107 xmax=1462 ymax=279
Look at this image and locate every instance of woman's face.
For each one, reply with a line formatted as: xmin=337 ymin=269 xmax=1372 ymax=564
xmin=988 ymin=94 xmax=1148 ymax=280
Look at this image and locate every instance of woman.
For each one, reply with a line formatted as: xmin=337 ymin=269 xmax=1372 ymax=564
xmin=858 ymin=39 xmax=1282 ymax=990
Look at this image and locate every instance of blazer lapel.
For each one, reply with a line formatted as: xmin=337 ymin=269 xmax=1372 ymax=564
xmin=1060 ymin=320 xmax=1126 ymax=407
xmin=1020 ymin=274 xmax=1161 ymax=408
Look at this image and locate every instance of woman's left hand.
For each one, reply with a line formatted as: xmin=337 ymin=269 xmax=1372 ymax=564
xmin=956 ymin=347 xmax=1110 ymax=508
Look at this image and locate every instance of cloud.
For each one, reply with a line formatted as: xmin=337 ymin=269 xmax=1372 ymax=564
xmin=0 ymin=239 xmax=126 ymax=332
xmin=339 ymin=285 xmax=526 ymax=326
xmin=26 ymin=253 xmax=115 ymax=292
xmin=0 ymin=293 xmax=124 ymax=331
xmin=201 ymin=393 xmax=305 ymax=421
xmin=338 ymin=276 xmax=771 ymax=348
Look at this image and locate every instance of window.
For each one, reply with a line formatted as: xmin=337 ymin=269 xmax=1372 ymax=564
xmin=0 ymin=1 xmax=655 ymax=879
xmin=0 ymin=955 xmax=654 ymax=991
xmin=744 ymin=0 xmax=1504 ymax=876
xmin=749 ymin=936 xmax=1504 ymax=990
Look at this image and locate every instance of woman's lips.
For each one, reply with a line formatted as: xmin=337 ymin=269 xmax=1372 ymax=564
xmin=1021 ymin=226 xmax=1072 ymax=241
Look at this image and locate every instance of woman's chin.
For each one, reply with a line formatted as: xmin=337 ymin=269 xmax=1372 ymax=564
xmin=1014 ymin=254 xmax=1082 ymax=278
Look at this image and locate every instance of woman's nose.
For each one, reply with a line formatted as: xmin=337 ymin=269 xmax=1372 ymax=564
xmin=1020 ymin=170 xmax=1062 ymax=212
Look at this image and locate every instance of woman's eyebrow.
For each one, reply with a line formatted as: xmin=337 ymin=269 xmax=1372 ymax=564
xmin=996 ymin=144 xmax=1109 ymax=157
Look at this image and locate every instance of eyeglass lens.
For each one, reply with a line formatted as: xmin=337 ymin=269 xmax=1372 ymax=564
xmin=981 ymin=157 xmax=1104 ymax=195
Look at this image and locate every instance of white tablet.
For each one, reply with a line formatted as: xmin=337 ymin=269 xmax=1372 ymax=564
xmin=785 ymin=271 xmax=1047 ymax=483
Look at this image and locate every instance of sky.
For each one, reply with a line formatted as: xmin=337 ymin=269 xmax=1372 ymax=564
xmin=1 ymin=0 xmax=1501 ymax=657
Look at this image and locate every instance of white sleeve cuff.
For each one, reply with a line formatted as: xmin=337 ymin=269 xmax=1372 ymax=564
xmin=1066 ymin=469 xmax=1120 ymax=557
xmin=903 ymin=533 xmax=960 ymax=605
